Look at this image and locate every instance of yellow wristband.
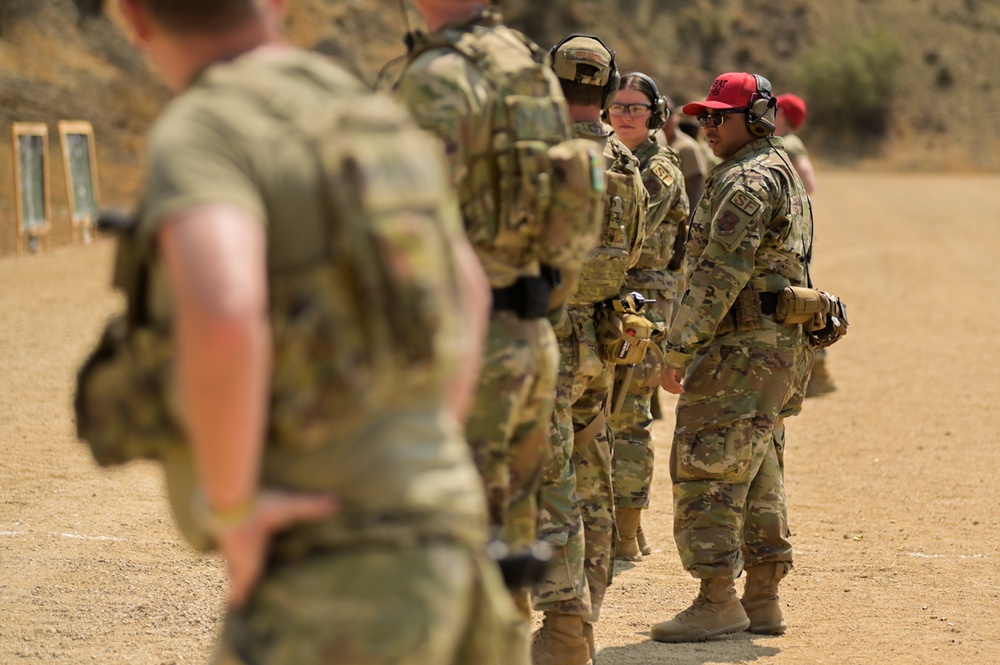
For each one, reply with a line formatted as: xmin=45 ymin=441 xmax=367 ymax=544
xmin=191 ymin=490 xmax=256 ymax=534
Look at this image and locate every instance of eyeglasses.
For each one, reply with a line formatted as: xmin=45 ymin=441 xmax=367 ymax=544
xmin=695 ymin=108 xmax=746 ymax=128
xmin=607 ymin=103 xmax=653 ymax=117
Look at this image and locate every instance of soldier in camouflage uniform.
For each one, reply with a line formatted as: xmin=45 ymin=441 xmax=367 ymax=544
xmin=605 ymin=72 xmax=690 ymax=562
xmin=394 ymin=2 xmax=605 ymax=637
xmin=96 ymin=1 xmax=524 ymax=663
xmin=531 ymin=36 xmax=648 ymax=665
xmin=652 ymin=72 xmax=814 ymax=644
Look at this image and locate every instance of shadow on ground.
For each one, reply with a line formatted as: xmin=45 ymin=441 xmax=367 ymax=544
xmin=597 ymin=631 xmax=782 ymax=665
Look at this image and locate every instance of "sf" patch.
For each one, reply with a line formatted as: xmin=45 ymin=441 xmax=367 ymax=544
xmin=730 ymin=188 xmax=762 ymax=216
xmin=651 ymin=162 xmax=674 ymax=186
xmin=716 ymin=211 xmax=740 ymax=233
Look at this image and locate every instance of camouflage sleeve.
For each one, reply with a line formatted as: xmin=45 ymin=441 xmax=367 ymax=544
xmin=394 ymin=49 xmax=489 ymax=187
xmin=663 ymin=173 xmax=773 ymax=369
xmin=643 ymin=153 xmax=689 ymax=270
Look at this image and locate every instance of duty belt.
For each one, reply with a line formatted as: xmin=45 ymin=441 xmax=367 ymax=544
xmin=716 ymin=290 xmax=780 ymax=335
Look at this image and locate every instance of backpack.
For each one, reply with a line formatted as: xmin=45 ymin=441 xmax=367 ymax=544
xmin=569 ymin=137 xmax=647 ymax=306
xmin=404 ymin=25 xmax=605 ymax=271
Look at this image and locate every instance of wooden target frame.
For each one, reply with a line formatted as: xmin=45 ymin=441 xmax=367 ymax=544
xmin=11 ymin=122 xmax=52 ymax=255
xmin=58 ymin=121 xmax=102 ymax=245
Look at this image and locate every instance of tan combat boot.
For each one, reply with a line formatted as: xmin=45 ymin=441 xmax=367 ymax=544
xmin=651 ymin=577 xmax=751 ymax=643
xmin=613 ymin=507 xmax=643 ymax=561
xmin=531 ymin=612 xmax=593 ymax=665
xmin=636 ymin=517 xmax=652 ymax=556
xmin=741 ymin=562 xmax=789 ymax=634
xmin=805 ymin=356 xmax=836 ymax=397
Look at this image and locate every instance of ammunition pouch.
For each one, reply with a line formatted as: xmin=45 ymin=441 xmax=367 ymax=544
xmin=74 ymin=316 xmax=183 ymax=467
xmin=716 ymin=285 xmax=849 ymax=347
xmin=775 ymin=286 xmax=828 ymax=328
xmin=716 ymin=287 xmax=775 ymax=335
xmin=491 ymin=274 xmax=552 ymax=319
xmin=774 ymin=286 xmax=849 ymax=347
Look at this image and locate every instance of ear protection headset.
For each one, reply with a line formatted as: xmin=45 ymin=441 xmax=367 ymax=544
xmin=746 ymin=74 xmax=777 ymax=137
xmin=549 ymin=33 xmax=621 ymax=111
xmin=626 ymin=72 xmax=669 ymax=131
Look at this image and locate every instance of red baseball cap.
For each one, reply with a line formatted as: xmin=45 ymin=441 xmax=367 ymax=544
xmin=682 ymin=72 xmax=760 ymax=115
xmin=776 ymin=93 xmax=807 ymax=129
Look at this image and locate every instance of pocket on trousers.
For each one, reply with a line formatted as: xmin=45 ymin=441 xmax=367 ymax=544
xmin=673 ymin=391 xmax=757 ymax=483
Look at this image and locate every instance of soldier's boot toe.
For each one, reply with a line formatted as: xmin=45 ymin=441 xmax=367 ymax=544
xmin=651 ymin=578 xmax=751 ymax=643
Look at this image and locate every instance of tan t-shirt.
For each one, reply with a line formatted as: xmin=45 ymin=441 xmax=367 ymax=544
xmin=782 ymin=133 xmax=809 ymax=163
xmin=139 ymin=48 xmax=487 ymax=548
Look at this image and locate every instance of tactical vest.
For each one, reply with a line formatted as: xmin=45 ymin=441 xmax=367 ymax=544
xmin=404 ymin=23 xmax=605 ymax=271
xmin=76 ymin=59 xmax=466 ymax=466
xmin=568 ymin=138 xmax=644 ymax=306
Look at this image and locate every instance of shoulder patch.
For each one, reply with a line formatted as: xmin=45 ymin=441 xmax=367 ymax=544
xmin=710 ymin=183 xmax=766 ymax=252
xmin=651 ymin=162 xmax=674 ymax=187
xmin=715 ymin=210 xmax=741 ymax=234
xmin=643 ymin=174 xmax=663 ymax=198
xmin=729 ymin=186 xmax=762 ymax=216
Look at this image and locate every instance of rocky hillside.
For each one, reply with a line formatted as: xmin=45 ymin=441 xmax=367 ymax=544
xmin=1 ymin=0 xmax=997 ymax=254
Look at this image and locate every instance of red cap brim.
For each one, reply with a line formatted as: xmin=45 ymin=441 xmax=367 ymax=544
xmin=681 ymin=100 xmax=745 ymax=115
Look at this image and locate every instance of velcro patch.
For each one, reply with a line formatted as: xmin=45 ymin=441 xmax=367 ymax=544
xmin=715 ymin=211 xmax=741 ymax=234
xmin=651 ymin=162 xmax=674 ymax=187
xmin=710 ymin=196 xmax=756 ymax=252
xmin=643 ymin=175 xmax=663 ymax=198
xmin=730 ymin=186 xmax=762 ymax=216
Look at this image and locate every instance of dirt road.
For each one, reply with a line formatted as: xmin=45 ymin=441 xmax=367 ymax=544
xmin=2 ymin=171 xmax=998 ymax=664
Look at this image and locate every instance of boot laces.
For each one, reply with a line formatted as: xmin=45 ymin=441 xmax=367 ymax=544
xmin=677 ymin=594 xmax=712 ymax=619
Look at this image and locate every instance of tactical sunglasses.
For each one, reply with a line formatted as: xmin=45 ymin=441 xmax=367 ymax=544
xmin=608 ymin=103 xmax=653 ymax=117
xmin=696 ymin=108 xmax=746 ymax=128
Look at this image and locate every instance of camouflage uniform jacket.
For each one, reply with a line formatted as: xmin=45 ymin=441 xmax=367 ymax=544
xmin=624 ymin=138 xmax=689 ymax=294
xmin=664 ymin=136 xmax=812 ymax=369
xmin=395 ymin=8 xmax=571 ymax=289
xmin=566 ymin=121 xmax=647 ymax=306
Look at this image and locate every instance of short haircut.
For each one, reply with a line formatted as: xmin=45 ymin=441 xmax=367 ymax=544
xmin=140 ymin=0 xmax=262 ymax=34
xmin=559 ymin=77 xmax=605 ymax=108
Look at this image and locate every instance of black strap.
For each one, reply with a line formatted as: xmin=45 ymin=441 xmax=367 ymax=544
xmin=492 ymin=275 xmax=551 ymax=319
xmin=539 ymin=263 xmax=562 ymax=290
xmin=759 ymin=291 xmax=779 ymax=315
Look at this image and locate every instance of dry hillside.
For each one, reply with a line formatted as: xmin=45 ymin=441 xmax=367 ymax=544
xmin=1 ymin=0 xmax=999 ymax=255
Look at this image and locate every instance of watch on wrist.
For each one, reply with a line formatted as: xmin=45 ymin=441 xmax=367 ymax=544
xmin=191 ymin=489 xmax=256 ymax=534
